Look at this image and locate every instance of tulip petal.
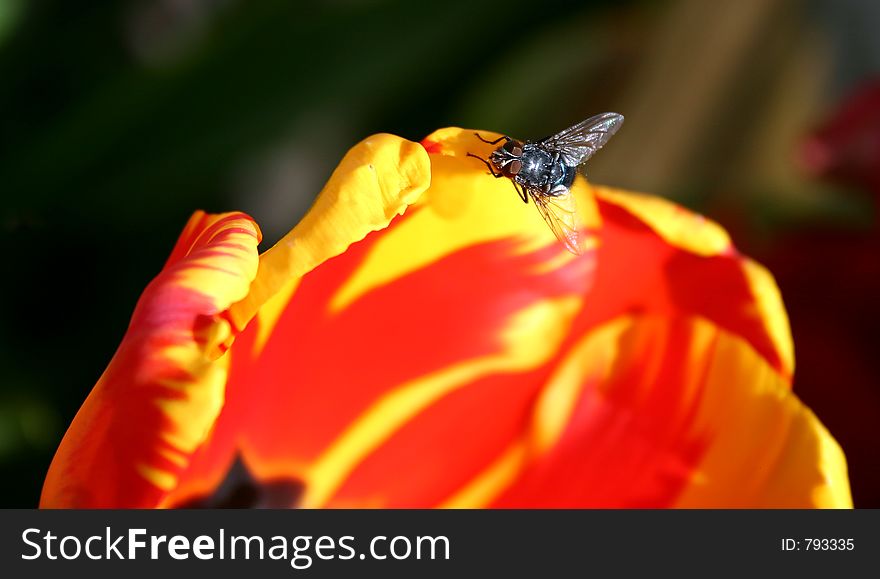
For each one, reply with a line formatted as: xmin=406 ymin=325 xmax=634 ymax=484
xmin=583 ymin=188 xmax=794 ymax=381
xmin=594 ymin=187 xmax=733 ymax=256
xmin=164 ymin=128 xmax=598 ymax=507
xmin=485 ymin=315 xmax=849 ymax=508
xmin=327 ymin=128 xmax=601 ymax=315
xmin=447 ymin=186 xmax=843 ymax=508
xmin=41 ymin=212 xmax=261 ymax=508
xmin=160 ymin=134 xmax=434 ymax=506
xmin=228 ymin=133 xmax=431 ymax=332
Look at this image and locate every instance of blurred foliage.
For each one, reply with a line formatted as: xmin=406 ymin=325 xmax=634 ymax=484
xmin=0 ymin=0 xmax=626 ymax=228
xmin=1 ymin=0 xmax=878 ymax=507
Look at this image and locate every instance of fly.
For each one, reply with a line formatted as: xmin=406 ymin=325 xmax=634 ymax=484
xmin=467 ymin=112 xmax=624 ymax=255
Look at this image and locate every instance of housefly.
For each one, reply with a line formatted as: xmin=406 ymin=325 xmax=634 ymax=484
xmin=467 ymin=112 xmax=624 ymax=255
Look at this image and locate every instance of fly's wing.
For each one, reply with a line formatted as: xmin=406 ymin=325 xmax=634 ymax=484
xmin=537 ymin=112 xmax=624 ymax=167
xmin=529 ymin=189 xmax=583 ymax=255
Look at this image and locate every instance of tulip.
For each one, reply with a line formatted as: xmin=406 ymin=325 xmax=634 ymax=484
xmin=41 ymin=128 xmax=851 ymax=508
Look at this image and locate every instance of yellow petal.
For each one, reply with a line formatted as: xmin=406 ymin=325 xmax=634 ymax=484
xmin=229 ymin=133 xmax=432 ymax=331
xmin=329 ymin=127 xmax=600 ymax=314
xmin=594 ymin=186 xmax=733 ymax=256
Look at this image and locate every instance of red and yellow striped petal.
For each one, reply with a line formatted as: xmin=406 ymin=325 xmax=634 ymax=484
xmin=479 ymin=315 xmax=848 ymax=508
xmin=468 ymin=189 xmax=842 ymax=507
xmin=42 ymin=134 xmax=432 ymax=509
xmin=163 ymin=128 xmax=598 ymax=507
xmin=41 ymin=212 xmax=261 ymax=508
xmin=592 ymin=188 xmax=794 ymax=381
xmin=42 ymin=126 xmax=850 ymax=509
xmin=167 ymin=128 xmax=845 ymax=508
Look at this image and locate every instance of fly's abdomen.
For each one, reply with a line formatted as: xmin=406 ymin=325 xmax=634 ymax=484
xmin=554 ymin=163 xmax=575 ymax=188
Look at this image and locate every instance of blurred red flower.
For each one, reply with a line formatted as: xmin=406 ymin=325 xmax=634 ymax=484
xmin=800 ymin=80 xmax=880 ymax=198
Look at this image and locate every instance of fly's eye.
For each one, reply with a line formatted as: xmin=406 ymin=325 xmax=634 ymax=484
xmin=503 ymin=159 xmax=522 ymax=176
xmin=502 ymin=141 xmax=522 ymax=157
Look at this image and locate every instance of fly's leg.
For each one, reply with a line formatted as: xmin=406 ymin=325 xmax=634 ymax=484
xmin=513 ymin=182 xmax=528 ymax=204
xmin=474 ymin=133 xmax=511 ymax=146
xmin=466 ymin=153 xmax=504 ymax=178
xmin=466 ymin=152 xmax=526 ymax=202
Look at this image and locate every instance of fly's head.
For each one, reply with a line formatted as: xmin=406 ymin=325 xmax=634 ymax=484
xmin=490 ymin=139 xmax=524 ymax=178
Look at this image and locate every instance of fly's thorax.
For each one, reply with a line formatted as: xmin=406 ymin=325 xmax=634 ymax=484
xmin=518 ymin=146 xmax=554 ymax=184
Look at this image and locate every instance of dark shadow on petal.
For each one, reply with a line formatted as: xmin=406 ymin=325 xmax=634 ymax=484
xmin=174 ymin=455 xmax=304 ymax=509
